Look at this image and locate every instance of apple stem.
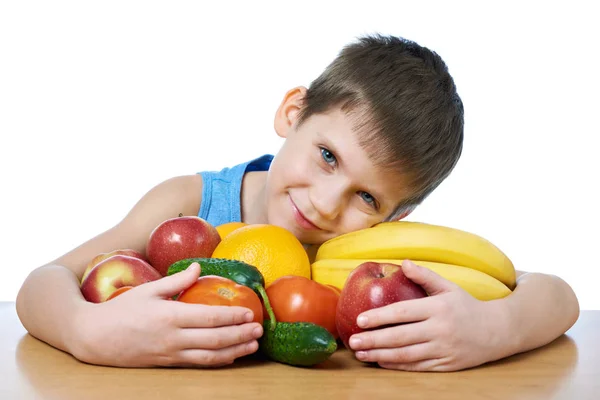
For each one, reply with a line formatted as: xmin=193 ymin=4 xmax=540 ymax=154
xmin=255 ymin=285 xmax=277 ymax=331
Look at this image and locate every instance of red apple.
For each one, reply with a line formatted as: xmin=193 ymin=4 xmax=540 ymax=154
xmin=81 ymin=249 xmax=146 ymax=284
xmin=80 ymin=255 xmax=162 ymax=303
xmin=146 ymin=215 xmax=221 ymax=276
xmin=335 ymin=261 xmax=428 ymax=350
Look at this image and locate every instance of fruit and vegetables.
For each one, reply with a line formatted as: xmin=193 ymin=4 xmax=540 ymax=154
xmin=78 ymin=215 xmax=516 ymax=369
xmin=167 ymin=257 xmax=277 ymax=326
xmin=265 ymin=275 xmax=340 ymax=338
xmin=81 ymin=249 xmax=146 ymax=283
xmin=211 ymin=223 xmax=311 ymax=287
xmin=259 ymin=320 xmax=337 ymax=367
xmin=167 ymin=257 xmax=266 ymax=297
xmin=177 ymin=275 xmax=264 ymax=324
xmin=146 ymin=214 xmax=221 ymax=276
xmin=335 ymin=261 xmax=427 ymax=350
xmin=311 ymin=221 xmax=516 ymax=297
xmin=312 ymin=258 xmax=511 ymax=301
xmin=168 ymin=260 xmax=336 ymax=367
xmin=106 ymin=285 xmax=133 ymax=301
xmin=80 ymin=255 xmax=162 ymax=303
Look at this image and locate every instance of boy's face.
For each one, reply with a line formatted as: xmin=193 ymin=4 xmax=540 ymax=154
xmin=265 ymin=87 xmax=413 ymax=245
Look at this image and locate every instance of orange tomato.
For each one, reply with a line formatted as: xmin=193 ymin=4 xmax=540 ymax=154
xmin=106 ymin=286 xmax=133 ymax=301
xmin=265 ymin=275 xmax=340 ymax=338
xmin=177 ymin=276 xmax=263 ymax=324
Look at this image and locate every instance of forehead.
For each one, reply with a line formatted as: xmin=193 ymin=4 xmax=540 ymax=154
xmin=304 ymin=108 xmax=412 ymax=211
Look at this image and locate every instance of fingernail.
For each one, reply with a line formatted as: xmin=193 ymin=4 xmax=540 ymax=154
xmin=356 ymin=351 xmax=367 ymax=360
xmin=349 ymin=337 xmax=362 ymax=349
xmin=244 ymin=312 xmax=254 ymax=322
xmin=252 ymin=326 xmax=263 ymax=338
xmin=357 ymin=315 xmax=368 ymax=327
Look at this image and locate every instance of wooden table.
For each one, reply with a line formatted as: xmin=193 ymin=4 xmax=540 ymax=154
xmin=2 ymin=302 xmax=598 ymax=399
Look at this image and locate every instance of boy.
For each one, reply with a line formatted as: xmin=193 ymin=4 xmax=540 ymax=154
xmin=16 ymin=34 xmax=579 ymax=371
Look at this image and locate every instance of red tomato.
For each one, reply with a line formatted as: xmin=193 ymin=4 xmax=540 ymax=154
xmin=177 ymin=276 xmax=263 ymax=324
xmin=265 ymin=275 xmax=340 ymax=338
xmin=327 ymin=285 xmax=342 ymax=295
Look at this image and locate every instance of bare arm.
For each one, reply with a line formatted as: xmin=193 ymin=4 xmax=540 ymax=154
xmin=16 ymin=265 xmax=91 ymax=355
xmin=345 ymin=262 xmax=581 ymax=372
xmin=494 ymin=270 xmax=580 ymax=357
xmin=15 ymin=174 xmax=243 ymax=363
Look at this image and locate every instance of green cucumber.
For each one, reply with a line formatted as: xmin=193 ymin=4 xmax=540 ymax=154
xmin=167 ymin=257 xmax=276 ymax=328
xmin=259 ymin=319 xmax=337 ymax=367
xmin=168 ymin=257 xmax=265 ymax=290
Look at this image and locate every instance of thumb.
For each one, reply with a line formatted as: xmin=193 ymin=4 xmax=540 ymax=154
xmin=401 ymin=259 xmax=457 ymax=296
xmin=145 ymin=262 xmax=201 ymax=298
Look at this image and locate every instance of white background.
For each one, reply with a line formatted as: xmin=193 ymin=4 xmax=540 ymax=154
xmin=1 ymin=1 xmax=598 ymax=309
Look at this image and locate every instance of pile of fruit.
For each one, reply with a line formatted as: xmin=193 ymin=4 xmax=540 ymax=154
xmin=79 ymin=215 xmax=338 ymax=367
xmin=312 ymin=221 xmax=516 ymax=300
xmin=79 ymin=215 xmax=516 ymax=368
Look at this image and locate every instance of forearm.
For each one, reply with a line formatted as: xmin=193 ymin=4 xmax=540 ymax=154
xmin=16 ymin=265 xmax=89 ymax=355
xmin=496 ymin=272 xmax=580 ymax=357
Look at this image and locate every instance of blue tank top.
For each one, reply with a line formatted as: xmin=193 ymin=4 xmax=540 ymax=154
xmin=197 ymin=154 xmax=274 ymax=227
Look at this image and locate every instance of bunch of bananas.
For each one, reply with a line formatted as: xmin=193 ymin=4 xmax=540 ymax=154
xmin=311 ymin=221 xmax=516 ymax=301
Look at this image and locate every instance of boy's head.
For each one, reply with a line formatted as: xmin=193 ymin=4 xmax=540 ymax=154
xmin=268 ymin=34 xmax=464 ymax=244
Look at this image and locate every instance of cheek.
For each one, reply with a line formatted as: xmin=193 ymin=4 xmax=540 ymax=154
xmin=281 ymin=158 xmax=314 ymax=187
xmin=264 ymin=162 xmax=304 ymax=207
xmin=337 ymin=210 xmax=379 ymax=236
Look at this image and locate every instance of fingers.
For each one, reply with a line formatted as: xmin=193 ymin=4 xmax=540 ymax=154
xmin=401 ymin=260 xmax=458 ymax=295
xmin=178 ymin=323 xmax=263 ymax=350
xmin=349 ymin=321 xmax=431 ymax=350
xmin=174 ymin=303 xmax=255 ymax=328
xmin=176 ymin=340 xmax=260 ymax=367
xmin=355 ymin=342 xmax=435 ymax=365
xmin=357 ymin=296 xmax=435 ymax=329
xmin=143 ymin=262 xmax=201 ymax=298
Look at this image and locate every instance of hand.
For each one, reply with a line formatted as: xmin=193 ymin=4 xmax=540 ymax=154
xmin=347 ymin=260 xmax=510 ymax=372
xmin=71 ymin=263 xmax=264 ymax=368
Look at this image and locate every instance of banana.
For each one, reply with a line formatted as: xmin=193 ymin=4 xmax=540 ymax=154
xmin=315 ymin=221 xmax=516 ymax=289
xmin=311 ymin=259 xmax=512 ymax=301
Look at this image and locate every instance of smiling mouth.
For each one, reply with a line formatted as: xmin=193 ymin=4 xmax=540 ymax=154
xmin=289 ymin=196 xmax=320 ymax=231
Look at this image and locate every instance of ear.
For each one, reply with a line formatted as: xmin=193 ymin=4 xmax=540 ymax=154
xmin=274 ymin=86 xmax=307 ymax=138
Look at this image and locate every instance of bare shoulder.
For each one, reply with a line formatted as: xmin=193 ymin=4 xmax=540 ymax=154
xmin=124 ymin=174 xmax=204 ymax=220
xmin=48 ymin=174 xmax=204 ymax=278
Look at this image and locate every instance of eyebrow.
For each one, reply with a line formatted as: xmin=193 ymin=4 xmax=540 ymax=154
xmin=316 ymin=132 xmax=388 ymax=206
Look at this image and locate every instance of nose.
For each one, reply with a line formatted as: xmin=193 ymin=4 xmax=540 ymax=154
xmin=309 ymin=181 xmax=347 ymax=221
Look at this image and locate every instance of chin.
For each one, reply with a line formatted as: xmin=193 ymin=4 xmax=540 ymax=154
xmin=272 ymin=219 xmax=304 ymax=240
xmin=268 ymin=213 xmax=316 ymax=244
xmin=295 ymin=230 xmax=333 ymax=246
xmin=266 ymin=212 xmax=293 ymax=232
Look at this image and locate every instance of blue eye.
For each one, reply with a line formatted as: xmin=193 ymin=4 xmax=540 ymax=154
xmin=360 ymin=191 xmax=374 ymax=204
xmin=320 ymin=147 xmax=336 ymax=165
xmin=360 ymin=191 xmax=378 ymax=209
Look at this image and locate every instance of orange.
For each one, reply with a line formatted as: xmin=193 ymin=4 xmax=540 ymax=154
xmin=215 ymin=222 xmax=248 ymax=240
xmin=211 ymin=224 xmax=310 ymax=287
